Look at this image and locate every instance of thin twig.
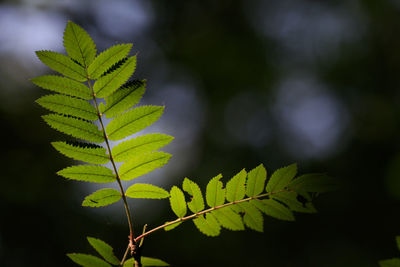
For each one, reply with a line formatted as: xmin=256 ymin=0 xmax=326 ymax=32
xmin=134 ymin=189 xmax=290 ymax=242
xmin=86 ymin=75 xmax=136 ymax=257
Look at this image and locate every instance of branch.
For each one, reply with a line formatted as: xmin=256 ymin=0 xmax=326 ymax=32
xmin=134 ymin=189 xmax=289 ymax=242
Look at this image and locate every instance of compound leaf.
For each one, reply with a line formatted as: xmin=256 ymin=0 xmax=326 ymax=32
xmin=57 ymin=165 xmax=115 ymax=183
xmin=193 ymin=214 xmax=221 ymax=237
xmin=42 ymin=114 xmax=103 ymax=143
xmin=288 ymin=173 xmax=338 ymax=193
xmin=82 ymin=189 xmax=121 ymax=207
xmin=251 ymin=199 xmax=295 ymax=221
xmin=119 ymin=152 xmax=171 ymax=181
xmin=99 ymin=80 xmax=146 ymax=118
xmin=126 ymin=183 xmax=169 ymax=199
xmin=86 ymin=237 xmax=120 ymax=265
xmin=88 ymin=44 xmax=132 ymax=79
xmin=93 ymin=56 xmax=136 ymax=98
xmin=106 ymin=105 xmax=164 ymax=141
xmin=239 ymin=202 xmax=264 ymax=232
xmin=31 ymin=75 xmax=92 ymax=99
xmin=36 ymin=94 xmax=98 ymax=121
xmin=206 ymin=174 xmax=225 ymax=208
xmin=36 ymin=51 xmax=86 ymax=81
xmin=51 ymin=141 xmax=109 ymax=164
xmin=226 ymin=168 xmax=246 ymax=202
xmin=182 ymin=178 xmax=204 ymax=213
xmin=266 ymin=163 xmax=297 ymax=192
xmin=246 ymin=164 xmax=267 ymax=197
xmin=63 ymin=21 xmax=96 ymax=67
xmin=67 ymin=253 xmax=111 ymax=267
xmin=169 ymin=186 xmax=187 ymax=218
xmin=272 ymin=191 xmax=316 ymax=213
xmin=212 ymin=206 xmax=244 ymax=231
xmin=112 ymin=133 xmax=173 ymax=163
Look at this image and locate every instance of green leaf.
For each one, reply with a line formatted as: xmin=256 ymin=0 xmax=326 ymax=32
xmin=112 ymin=133 xmax=173 ymax=163
xmin=82 ymin=189 xmax=121 ymax=207
xmin=206 ymin=174 xmax=225 ymax=208
xmin=226 ymin=169 xmax=247 ymax=202
xmin=141 ymin=257 xmax=169 ymax=266
xmin=169 ymin=186 xmax=187 ymax=218
xmin=126 ymin=183 xmax=169 ymax=199
xmin=119 ymin=152 xmax=171 ymax=181
xmin=106 ymin=105 xmax=164 ymax=141
xmin=193 ymin=214 xmax=221 ymax=237
xmin=93 ymin=56 xmax=137 ymax=98
xmin=88 ymin=44 xmax=132 ymax=79
xmin=86 ymin=237 xmax=120 ymax=265
xmin=99 ymin=80 xmax=146 ymax=118
xmin=164 ymin=221 xmax=182 ymax=231
xmin=31 ymin=75 xmax=92 ymax=99
xmin=266 ymin=163 xmax=297 ymax=192
xmin=36 ymin=51 xmax=86 ymax=81
xmin=239 ymin=202 xmax=264 ymax=232
xmin=36 ymin=94 xmax=98 ymax=121
xmin=67 ymin=253 xmax=111 ymax=267
xmin=123 ymin=257 xmax=169 ymax=267
xmin=182 ymin=178 xmax=204 ymax=213
xmin=63 ymin=21 xmax=96 ymax=67
xmin=42 ymin=114 xmax=103 ymax=143
xmin=51 ymin=141 xmax=109 ymax=164
xmin=272 ymin=191 xmax=316 ymax=213
xmin=251 ymin=199 xmax=295 ymax=221
xmin=212 ymin=206 xmax=244 ymax=231
xmin=379 ymin=258 xmax=400 ymax=267
xmin=57 ymin=165 xmax=115 ymax=183
xmin=288 ymin=173 xmax=338 ymax=193
xmin=246 ymin=164 xmax=267 ymax=197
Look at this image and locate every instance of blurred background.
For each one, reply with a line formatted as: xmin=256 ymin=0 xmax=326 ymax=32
xmin=0 ymin=0 xmax=399 ymax=266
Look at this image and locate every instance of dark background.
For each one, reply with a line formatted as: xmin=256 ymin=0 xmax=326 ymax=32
xmin=0 ymin=0 xmax=399 ymax=266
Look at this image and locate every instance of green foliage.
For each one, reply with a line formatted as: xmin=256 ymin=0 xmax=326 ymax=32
xmin=87 ymin=44 xmax=132 ymax=80
xmin=379 ymin=236 xmax=400 ymax=267
xmin=34 ymin=21 xmax=336 ymax=266
xmin=57 ymin=165 xmax=115 ymax=183
xmin=31 ymin=75 xmax=92 ymax=99
xmin=99 ymin=80 xmax=146 ymax=118
xmin=67 ymin=253 xmax=111 ymax=267
xmin=63 ymin=21 xmax=97 ymax=67
xmin=125 ymin=184 xmax=169 ymax=199
xmin=123 ymin=257 xmax=169 ymax=266
xmin=37 ymin=94 xmax=98 ymax=121
xmin=266 ymin=163 xmax=297 ymax=192
xmin=226 ymin=168 xmax=246 ymax=201
xmin=42 ymin=114 xmax=103 ymax=143
xmin=119 ymin=152 xmax=171 ymax=181
xmin=206 ymin=174 xmax=225 ymax=207
xmin=36 ymin=50 xmax=86 ymax=81
xmin=246 ymin=164 xmax=267 ymax=197
xmin=162 ymin=165 xmax=333 ymax=237
xmin=182 ymin=178 xmax=204 ymax=213
xmin=106 ymin=105 xmax=164 ymax=141
xmin=111 ymin=133 xmax=173 ymax=163
xmin=93 ymin=56 xmax=136 ymax=98
xmin=169 ymin=186 xmax=187 ymax=218
xmin=86 ymin=237 xmax=120 ymax=265
xmin=51 ymin=141 xmax=109 ymax=164
xmin=82 ymin=189 xmax=121 ymax=207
